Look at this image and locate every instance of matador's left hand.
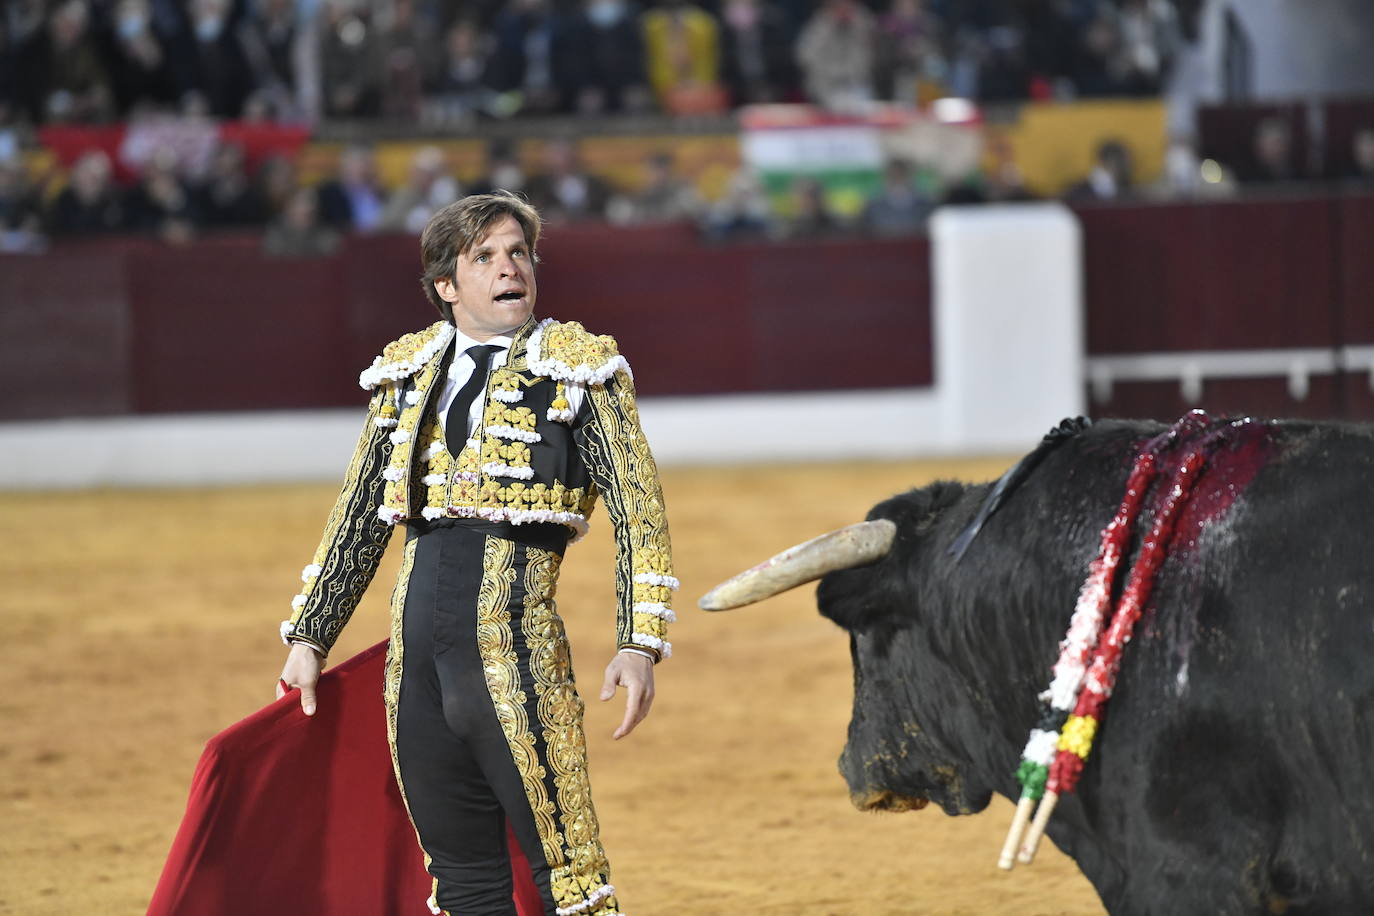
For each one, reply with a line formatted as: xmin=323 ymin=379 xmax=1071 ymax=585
xmin=600 ymin=652 xmax=655 ymax=740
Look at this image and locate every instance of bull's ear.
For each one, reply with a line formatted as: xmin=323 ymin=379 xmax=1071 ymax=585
xmin=698 ymin=520 xmax=897 ymax=611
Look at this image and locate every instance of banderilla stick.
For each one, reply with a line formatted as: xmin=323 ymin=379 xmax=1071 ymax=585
xmin=998 ymin=795 xmax=1037 ymax=870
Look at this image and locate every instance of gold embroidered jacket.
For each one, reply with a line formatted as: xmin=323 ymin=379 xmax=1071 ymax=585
xmin=282 ymin=317 xmax=676 ymax=661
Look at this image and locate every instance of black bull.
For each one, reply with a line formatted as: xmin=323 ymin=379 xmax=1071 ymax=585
xmin=706 ymin=418 xmax=1374 ymax=915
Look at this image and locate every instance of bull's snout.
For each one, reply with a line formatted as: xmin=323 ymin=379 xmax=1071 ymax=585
xmin=839 ymin=744 xmax=930 ymax=813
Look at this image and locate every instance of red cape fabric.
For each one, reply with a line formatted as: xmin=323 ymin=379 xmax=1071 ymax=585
xmin=148 ymin=639 xmax=544 ymax=915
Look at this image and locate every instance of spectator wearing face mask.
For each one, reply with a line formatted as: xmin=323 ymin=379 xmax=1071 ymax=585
xmin=18 ymin=0 xmax=115 ymax=123
xmin=174 ymin=0 xmax=256 ymax=117
xmin=795 ymin=0 xmax=878 ymax=111
xmin=563 ymin=0 xmax=651 ymax=114
xmin=318 ymin=0 xmax=382 ymax=117
xmin=431 ymin=18 xmax=496 ymax=123
xmin=99 ymin=0 xmax=179 ymax=115
xmin=718 ymin=0 xmax=796 ymax=106
xmin=237 ymin=0 xmax=319 ymax=121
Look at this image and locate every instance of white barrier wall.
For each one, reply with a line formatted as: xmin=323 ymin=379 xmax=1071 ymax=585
xmin=0 ymin=204 xmax=1084 ymax=488
xmin=930 ymin=203 xmax=1084 ymax=453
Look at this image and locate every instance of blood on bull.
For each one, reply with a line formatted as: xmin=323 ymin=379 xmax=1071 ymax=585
xmin=701 ymin=413 xmax=1374 ymax=916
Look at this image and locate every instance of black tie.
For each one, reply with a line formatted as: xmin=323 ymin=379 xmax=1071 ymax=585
xmin=446 ymin=344 xmax=502 ymax=444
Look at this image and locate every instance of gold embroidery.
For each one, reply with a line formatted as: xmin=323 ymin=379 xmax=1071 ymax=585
xmin=381 ymin=321 xmax=449 ymax=365
xmin=475 ymin=537 xmax=564 ymax=867
xmin=384 ymin=351 xmax=448 ymax=516
xmin=523 ymin=548 xmax=621 ymax=915
xmin=289 ymin=387 xmax=395 ymax=649
xmin=586 ymin=372 xmax=676 ymax=651
xmin=381 ymin=540 xmax=434 ymax=896
xmin=541 ymin=320 xmax=620 ymax=372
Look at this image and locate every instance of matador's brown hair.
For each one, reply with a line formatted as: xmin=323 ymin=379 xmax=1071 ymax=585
xmin=419 ymin=190 xmax=542 ymax=323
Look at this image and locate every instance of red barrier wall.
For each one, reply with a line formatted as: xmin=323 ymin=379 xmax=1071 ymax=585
xmin=1077 ymin=191 xmax=1374 ymax=422
xmin=0 ymin=225 xmax=933 ymax=420
xmin=4 ymin=193 xmax=1372 ymax=427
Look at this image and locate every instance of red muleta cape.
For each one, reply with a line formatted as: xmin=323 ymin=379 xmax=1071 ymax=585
xmin=148 ymin=639 xmax=544 ymax=915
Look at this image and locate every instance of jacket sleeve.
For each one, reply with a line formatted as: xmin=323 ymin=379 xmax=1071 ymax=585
xmin=281 ymin=386 xmax=397 ymax=656
xmin=573 ymin=369 xmax=677 ymax=660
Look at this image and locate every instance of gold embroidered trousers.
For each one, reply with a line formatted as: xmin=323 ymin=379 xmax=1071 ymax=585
xmin=384 ymin=519 xmax=622 ymax=916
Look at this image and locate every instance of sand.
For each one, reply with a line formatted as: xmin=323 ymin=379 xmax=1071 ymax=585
xmin=0 ymin=458 xmax=1106 ymax=915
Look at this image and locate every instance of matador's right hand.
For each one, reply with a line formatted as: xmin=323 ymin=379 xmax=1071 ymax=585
xmin=277 ymin=642 xmax=324 ymax=716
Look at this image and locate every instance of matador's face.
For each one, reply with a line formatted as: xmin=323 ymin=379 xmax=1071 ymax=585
xmin=438 ymin=214 xmax=537 ymax=340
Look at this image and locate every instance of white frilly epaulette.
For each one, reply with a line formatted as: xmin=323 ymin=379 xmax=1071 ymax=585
xmin=358 ymin=321 xmax=456 ymax=391
xmin=526 ymin=318 xmax=631 ymax=386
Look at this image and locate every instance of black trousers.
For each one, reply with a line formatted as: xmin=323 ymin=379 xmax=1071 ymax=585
xmin=386 ymin=521 xmax=622 ymax=916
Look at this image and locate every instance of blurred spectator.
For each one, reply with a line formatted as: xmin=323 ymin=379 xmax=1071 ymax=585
xmin=795 ymin=0 xmax=877 ymax=111
xmin=701 ymin=166 xmax=773 ymax=241
xmin=375 ymin=0 xmax=441 ymax=120
xmin=1153 ymin=135 xmax=1234 ymax=198
xmin=124 ymin=145 xmax=197 ymax=242
xmin=194 ymin=142 xmax=267 ymax=227
xmin=317 ymin=145 xmax=387 ymax=232
xmin=875 ymin=0 xmax=943 ymax=104
xmin=0 ymin=17 xmax=17 ymax=126
xmin=468 ymin=139 xmax=528 ymax=197
xmin=1236 ymin=116 xmax=1299 ymax=184
xmin=0 ymin=157 xmax=47 ymax=253
xmin=379 ymin=144 xmax=459 ymax=233
xmin=263 ymin=185 xmax=340 ymax=255
xmin=718 ymin=0 xmax=794 ymax=106
xmin=1117 ymin=0 xmax=1180 ymax=95
xmin=861 ymin=158 xmax=930 ymax=236
xmin=48 ymin=149 xmax=125 ymax=235
xmin=487 ymin=0 xmax=562 ymax=114
xmin=1344 ymin=127 xmax=1374 ymax=188
xmin=18 ymin=0 xmax=115 ymax=123
xmin=431 ymin=19 xmax=496 ymax=123
xmin=976 ymin=23 xmax=1031 ymax=102
xmin=178 ymin=0 xmax=257 ymax=118
xmin=99 ymin=0 xmax=179 ymax=116
xmin=238 ymin=0 xmax=318 ymax=121
xmin=1069 ymin=7 xmax=1133 ymax=98
xmin=642 ymin=0 xmax=724 ymax=114
xmin=608 ymin=151 xmax=702 ymax=224
xmin=780 ymin=176 xmax=841 ymax=239
xmin=320 ymin=0 xmax=381 ymax=117
xmin=524 ymin=139 xmax=612 ymax=222
xmin=1065 ymin=138 xmax=1134 ymax=200
xmin=255 ymin=152 xmax=300 ymax=219
xmin=567 ymin=0 xmax=651 ymax=114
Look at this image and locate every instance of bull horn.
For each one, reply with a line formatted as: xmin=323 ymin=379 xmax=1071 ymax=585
xmin=698 ymin=519 xmax=896 ymax=611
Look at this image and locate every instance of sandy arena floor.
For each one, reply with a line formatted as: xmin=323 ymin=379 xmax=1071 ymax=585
xmin=0 ymin=459 xmax=1107 ymax=915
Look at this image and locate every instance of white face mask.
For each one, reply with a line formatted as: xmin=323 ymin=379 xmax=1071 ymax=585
xmin=118 ymin=13 xmax=148 ymax=39
xmin=586 ymin=0 xmax=627 ymax=27
xmin=195 ymin=16 xmax=225 ymax=42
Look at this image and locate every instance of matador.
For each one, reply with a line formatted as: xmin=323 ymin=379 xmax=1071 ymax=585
xmin=276 ymin=192 xmax=676 ymax=916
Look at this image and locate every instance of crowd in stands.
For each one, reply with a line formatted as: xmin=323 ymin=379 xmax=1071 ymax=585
xmin=6 ymin=109 xmax=1370 ymax=255
xmin=2 ymin=0 xmax=1373 ymax=254
xmin=1 ymin=0 xmax=1195 ymax=128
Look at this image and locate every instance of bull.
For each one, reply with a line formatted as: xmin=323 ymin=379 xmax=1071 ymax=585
xmin=701 ymin=416 xmax=1374 ymax=915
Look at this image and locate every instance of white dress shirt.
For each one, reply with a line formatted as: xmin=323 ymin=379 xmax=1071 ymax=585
xmin=437 ymin=327 xmax=586 ymax=440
